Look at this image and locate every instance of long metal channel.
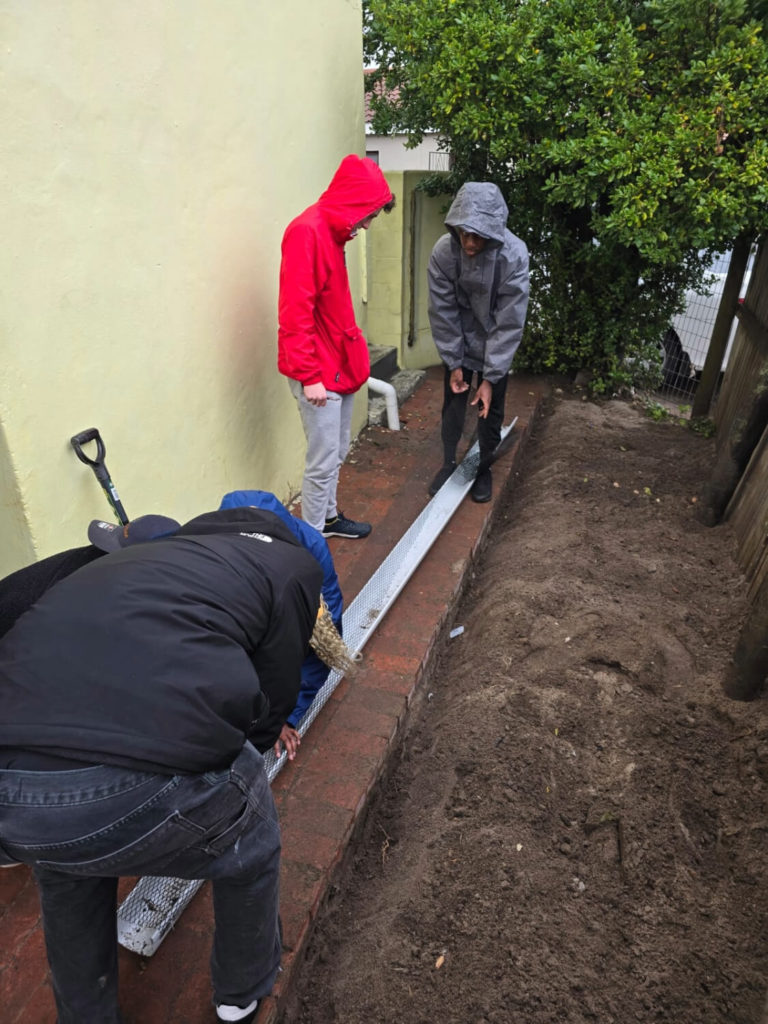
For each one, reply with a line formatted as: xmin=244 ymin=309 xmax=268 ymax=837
xmin=116 ymin=421 xmax=516 ymax=955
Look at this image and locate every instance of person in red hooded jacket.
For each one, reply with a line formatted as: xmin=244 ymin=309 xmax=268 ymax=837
xmin=278 ymin=154 xmax=394 ymax=540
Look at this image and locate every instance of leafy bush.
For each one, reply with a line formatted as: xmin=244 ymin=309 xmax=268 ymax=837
xmin=365 ymin=0 xmax=768 ymax=392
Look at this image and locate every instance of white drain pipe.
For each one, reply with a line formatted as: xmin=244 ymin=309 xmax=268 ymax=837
xmin=367 ymin=376 xmax=400 ymax=430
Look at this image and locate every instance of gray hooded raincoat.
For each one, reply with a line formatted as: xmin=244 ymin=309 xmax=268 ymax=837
xmin=427 ymin=182 xmax=529 ymax=383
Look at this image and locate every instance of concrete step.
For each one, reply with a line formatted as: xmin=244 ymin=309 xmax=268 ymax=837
xmin=368 ymin=368 xmax=427 ymax=428
xmin=368 ymin=345 xmax=399 ymax=383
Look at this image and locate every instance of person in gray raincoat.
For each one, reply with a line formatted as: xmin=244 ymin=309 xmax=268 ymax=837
xmin=427 ymin=181 xmax=530 ymax=503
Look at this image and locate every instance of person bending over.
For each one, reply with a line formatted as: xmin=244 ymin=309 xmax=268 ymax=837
xmin=0 ymin=506 xmax=353 ymax=1024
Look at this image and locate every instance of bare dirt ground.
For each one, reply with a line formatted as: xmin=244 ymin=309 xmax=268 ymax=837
xmin=281 ymin=389 xmax=768 ymax=1024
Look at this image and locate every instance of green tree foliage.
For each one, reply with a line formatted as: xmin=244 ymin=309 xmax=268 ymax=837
xmin=365 ymin=0 xmax=768 ymax=390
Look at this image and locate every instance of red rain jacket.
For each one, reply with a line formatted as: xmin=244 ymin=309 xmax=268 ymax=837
xmin=278 ymin=155 xmax=393 ymax=394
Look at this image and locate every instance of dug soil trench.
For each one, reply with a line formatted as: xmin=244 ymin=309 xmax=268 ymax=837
xmin=281 ymin=390 xmax=768 ymax=1024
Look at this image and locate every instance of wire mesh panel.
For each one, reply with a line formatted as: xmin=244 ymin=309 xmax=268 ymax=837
xmin=116 ymin=421 xmax=517 ymax=956
xmin=671 ymin=252 xmax=733 ymax=373
xmin=660 ymin=250 xmax=755 ymax=403
xmin=117 ymin=877 xmax=202 ymax=956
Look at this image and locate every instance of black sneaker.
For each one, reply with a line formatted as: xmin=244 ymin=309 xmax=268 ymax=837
xmin=428 ymin=462 xmax=456 ymax=496
xmin=470 ymin=468 xmax=493 ymax=503
xmin=322 ymin=513 xmax=372 ymax=539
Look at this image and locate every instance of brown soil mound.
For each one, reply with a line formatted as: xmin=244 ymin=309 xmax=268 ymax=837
xmin=281 ymin=391 xmax=768 ymax=1024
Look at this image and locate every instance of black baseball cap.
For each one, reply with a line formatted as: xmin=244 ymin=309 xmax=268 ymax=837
xmin=87 ymin=514 xmax=182 ymax=553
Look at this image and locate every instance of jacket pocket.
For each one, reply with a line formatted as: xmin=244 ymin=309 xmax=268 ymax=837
xmin=337 ymin=328 xmax=370 ymax=392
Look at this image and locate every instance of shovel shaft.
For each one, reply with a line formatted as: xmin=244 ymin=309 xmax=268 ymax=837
xmin=70 ymin=428 xmax=129 ymax=525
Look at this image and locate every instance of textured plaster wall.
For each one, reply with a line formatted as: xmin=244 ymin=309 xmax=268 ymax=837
xmin=0 ymin=1 xmax=367 ymax=574
xmin=364 ymin=171 xmax=404 ymax=352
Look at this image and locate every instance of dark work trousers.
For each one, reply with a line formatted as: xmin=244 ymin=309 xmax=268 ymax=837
xmin=441 ymin=366 xmax=508 ymax=471
xmin=0 ymin=742 xmax=281 ymax=1024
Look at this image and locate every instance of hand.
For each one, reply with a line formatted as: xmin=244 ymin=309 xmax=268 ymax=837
xmin=450 ymin=368 xmax=469 ymax=394
xmin=471 ymin=379 xmax=492 ymax=419
xmin=274 ymin=724 xmax=301 ymax=761
xmin=304 ymin=382 xmax=327 ymax=407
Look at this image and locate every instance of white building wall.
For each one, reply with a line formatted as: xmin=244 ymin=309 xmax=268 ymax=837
xmin=366 ymin=133 xmax=448 ymax=172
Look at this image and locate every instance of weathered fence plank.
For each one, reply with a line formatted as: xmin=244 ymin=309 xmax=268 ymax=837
xmin=714 ymin=241 xmax=768 ymax=441
xmin=692 ymin=235 xmax=752 ymax=419
xmin=699 ymin=243 xmax=768 ymax=527
xmin=726 ymin=425 xmax=768 ymax=597
xmin=722 ymin=570 xmax=768 ymax=701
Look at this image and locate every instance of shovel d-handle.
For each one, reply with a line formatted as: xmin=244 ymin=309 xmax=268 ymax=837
xmin=70 ymin=427 xmax=129 ymax=525
xmin=70 ymin=428 xmax=106 ymax=468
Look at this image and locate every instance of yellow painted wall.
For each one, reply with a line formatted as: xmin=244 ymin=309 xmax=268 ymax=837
xmin=365 ymin=172 xmax=450 ymax=372
xmin=0 ymin=0 xmax=369 ymax=574
xmin=364 ymin=172 xmax=404 ymax=353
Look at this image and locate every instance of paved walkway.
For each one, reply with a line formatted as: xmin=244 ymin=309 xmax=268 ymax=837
xmin=1 ymin=367 xmax=548 ymax=1024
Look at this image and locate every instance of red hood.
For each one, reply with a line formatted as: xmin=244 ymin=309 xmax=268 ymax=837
xmin=317 ymin=154 xmax=393 ymax=243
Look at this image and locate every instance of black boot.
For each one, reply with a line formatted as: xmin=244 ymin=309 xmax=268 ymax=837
xmin=470 ymin=467 xmax=492 ymax=503
xmin=428 ymin=462 xmax=456 ymax=496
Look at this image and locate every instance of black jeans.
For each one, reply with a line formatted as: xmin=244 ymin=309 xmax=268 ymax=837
xmin=440 ymin=365 xmax=508 ymax=471
xmin=0 ymin=743 xmax=281 ymax=1023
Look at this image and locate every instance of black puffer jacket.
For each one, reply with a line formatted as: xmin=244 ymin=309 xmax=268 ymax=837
xmin=0 ymin=509 xmax=322 ymax=773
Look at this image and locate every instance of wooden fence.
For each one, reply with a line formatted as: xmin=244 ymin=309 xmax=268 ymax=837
xmin=727 ymin=432 xmax=768 ymax=601
xmin=705 ymin=240 xmax=768 ymax=698
xmin=714 ymin=240 xmax=768 ymax=600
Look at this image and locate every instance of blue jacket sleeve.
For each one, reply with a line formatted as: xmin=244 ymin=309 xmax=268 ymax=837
xmin=292 ymin=520 xmax=344 ymax=628
xmin=218 ymin=490 xmax=345 ymax=730
xmin=286 ymin=522 xmax=345 ymax=728
xmin=286 ymin=652 xmax=330 ymax=728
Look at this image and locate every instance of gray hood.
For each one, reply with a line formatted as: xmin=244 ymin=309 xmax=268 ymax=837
xmin=444 ymin=182 xmax=509 ymax=246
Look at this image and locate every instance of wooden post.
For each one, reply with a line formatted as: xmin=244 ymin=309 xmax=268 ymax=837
xmin=691 ymin=235 xmax=752 ymax=420
xmin=697 ymin=368 xmax=768 ymax=525
xmin=723 ymin=572 xmax=768 ymax=701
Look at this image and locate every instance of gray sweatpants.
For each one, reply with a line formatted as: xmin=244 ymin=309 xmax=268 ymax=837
xmin=289 ymin=379 xmax=355 ymax=532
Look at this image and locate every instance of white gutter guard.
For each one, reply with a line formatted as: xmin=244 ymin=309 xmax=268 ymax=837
xmin=116 ymin=421 xmax=516 ymax=956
